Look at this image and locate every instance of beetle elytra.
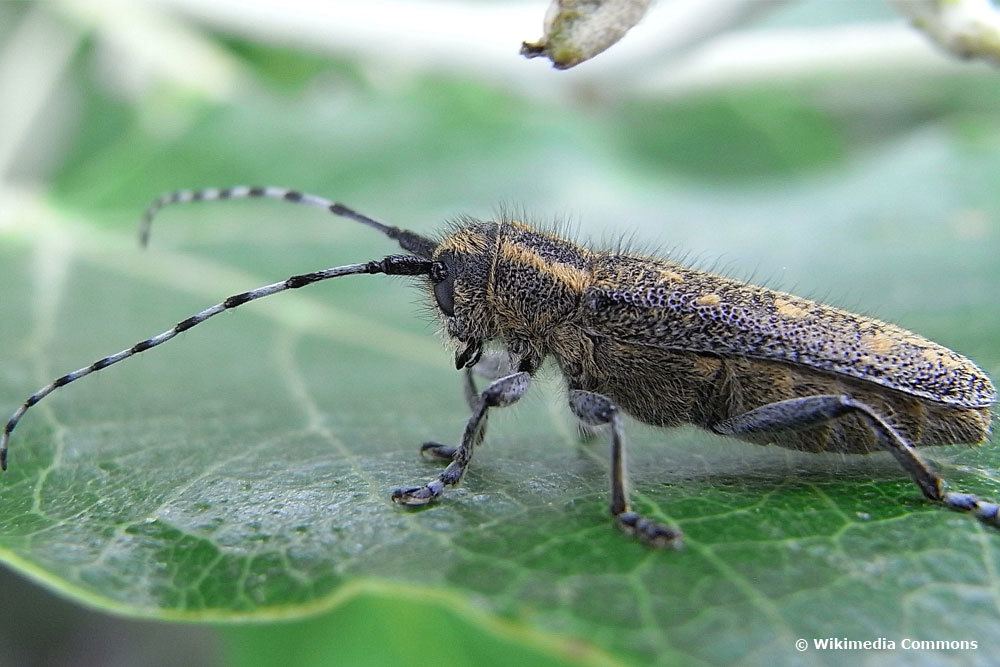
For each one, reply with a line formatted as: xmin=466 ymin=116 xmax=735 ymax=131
xmin=3 ymin=186 xmax=997 ymax=547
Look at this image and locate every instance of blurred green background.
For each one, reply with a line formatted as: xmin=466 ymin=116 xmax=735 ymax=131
xmin=1 ymin=1 xmax=999 ymax=665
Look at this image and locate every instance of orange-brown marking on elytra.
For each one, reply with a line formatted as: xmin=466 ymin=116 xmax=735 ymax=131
xmin=695 ymin=293 xmax=721 ymax=307
xmin=774 ymin=297 xmax=809 ymax=319
xmin=862 ymin=333 xmax=895 ymax=355
xmin=659 ymin=269 xmax=684 ymax=283
xmin=500 ymin=243 xmax=591 ymax=293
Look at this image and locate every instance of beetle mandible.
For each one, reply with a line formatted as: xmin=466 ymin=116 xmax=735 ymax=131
xmin=2 ymin=186 xmax=997 ymax=548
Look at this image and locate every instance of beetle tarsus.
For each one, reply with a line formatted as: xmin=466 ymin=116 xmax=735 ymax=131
xmin=391 ymin=482 xmax=443 ymax=506
xmin=420 ymin=442 xmax=456 ymax=462
xmin=390 ymin=373 xmax=531 ymax=507
xmin=944 ymin=491 xmax=1000 ymax=526
xmin=616 ymin=511 xmax=683 ymax=549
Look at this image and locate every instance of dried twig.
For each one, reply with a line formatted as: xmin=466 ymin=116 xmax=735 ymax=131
xmin=521 ymin=0 xmax=653 ymax=69
xmin=890 ymin=0 xmax=1000 ymax=66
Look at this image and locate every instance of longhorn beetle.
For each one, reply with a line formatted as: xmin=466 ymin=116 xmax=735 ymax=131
xmin=2 ymin=186 xmax=998 ymax=547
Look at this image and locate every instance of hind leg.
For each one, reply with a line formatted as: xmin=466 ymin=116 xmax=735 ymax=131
xmin=713 ymin=394 xmax=999 ymax=526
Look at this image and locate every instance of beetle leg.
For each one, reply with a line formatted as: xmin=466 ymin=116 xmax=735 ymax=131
xmin=569 ymin=390 xmax=683 ymax=548
xmin=420 ymin=368 xmax=477 ymax=462
xmin=392 ymin=372 xmax=531 ymax=506
xmin=713 ymin=394 xmax=1000 ymax=528
xmin=420 ymin=351 xmax=514 ymax=462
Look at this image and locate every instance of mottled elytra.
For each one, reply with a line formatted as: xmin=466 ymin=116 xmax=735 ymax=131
xmin=3 ymin=186 xmax=998 ymax=547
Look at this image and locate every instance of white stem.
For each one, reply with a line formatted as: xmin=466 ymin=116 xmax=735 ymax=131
xmin=0 ymin=7 xmax=80 ymax=180
xmin=135 ymin=0 xmax=986 ymax=101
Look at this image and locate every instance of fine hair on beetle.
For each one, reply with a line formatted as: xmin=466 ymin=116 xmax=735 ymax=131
xmin=2 ymin=186 xmax=998 ymax=548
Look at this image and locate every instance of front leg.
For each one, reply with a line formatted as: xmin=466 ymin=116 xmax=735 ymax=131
xmin=713 ymin=394 xmax=1000 ymax=527
xmin=421 ymin=350 xmax=515 ymax=462
xmin=569 ymin=390 xmax=683 ymax=548
xmin=392 ymin=372 xmax=531 ymax=506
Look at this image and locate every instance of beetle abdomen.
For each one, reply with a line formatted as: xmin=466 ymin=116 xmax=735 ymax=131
xmin=710 ymin=357 xmax=992 ymax=453
xmin=574 ymin=339 xmax=991 ymax=454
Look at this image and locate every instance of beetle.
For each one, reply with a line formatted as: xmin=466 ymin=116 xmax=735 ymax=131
xmin=2 ymin=186 xmax=997 ymax=547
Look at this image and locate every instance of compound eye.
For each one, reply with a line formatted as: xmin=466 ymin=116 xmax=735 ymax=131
xmin=433 ymin=265 xmax=456 ymax=316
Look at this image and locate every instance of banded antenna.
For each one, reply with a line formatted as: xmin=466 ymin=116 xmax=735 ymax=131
xmin=0 ymin=255 xmax=438 ymax=470
xmin=139 ymin=185 xmax=438 ymax=259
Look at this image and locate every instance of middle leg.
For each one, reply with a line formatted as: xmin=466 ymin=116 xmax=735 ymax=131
xmin=569 ymin=390 xmax=683 ymax=548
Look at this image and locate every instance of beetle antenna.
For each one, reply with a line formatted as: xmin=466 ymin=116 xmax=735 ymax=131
xmin=139 ymin=186 xmax=437 ymax=258
xmin=0 ymin=255 xmax=437 ymax=471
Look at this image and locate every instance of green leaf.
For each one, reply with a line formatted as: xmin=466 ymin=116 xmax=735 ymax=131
xmin=3 ymin=42 xmax=1000 ymax=666
xmin=619 ymin=90 xmax=845 ymax=181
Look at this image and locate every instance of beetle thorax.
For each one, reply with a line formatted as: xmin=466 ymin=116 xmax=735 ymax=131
xmin=434 ymin=220 xmax=595 ymax=345
xmin=486 ymin=221 xmax=592 ymax=339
